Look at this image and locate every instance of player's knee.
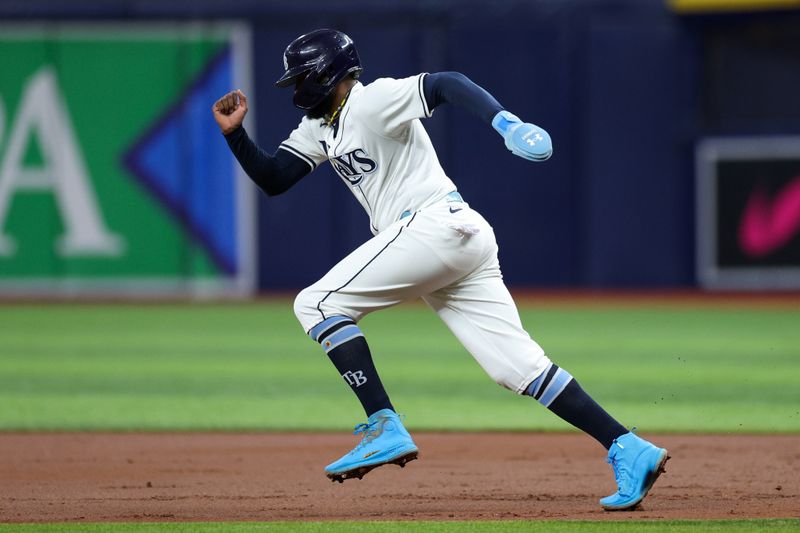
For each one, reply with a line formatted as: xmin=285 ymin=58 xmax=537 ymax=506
xmin=293 ymin=287 xmax=321 ymax=331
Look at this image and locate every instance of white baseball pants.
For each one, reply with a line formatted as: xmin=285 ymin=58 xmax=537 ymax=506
xmin=293 ymin=196 xmax=551 ymax=393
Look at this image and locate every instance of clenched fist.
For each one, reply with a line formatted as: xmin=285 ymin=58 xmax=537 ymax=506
xmin=212 ymin=89 xmax=248 ymax=135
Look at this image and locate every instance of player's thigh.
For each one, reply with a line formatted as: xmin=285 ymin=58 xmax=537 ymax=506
xmin=423 ymin=271 xmax=550 ymax=393
xmin=294 ymin=219 xmax=461 ymax=332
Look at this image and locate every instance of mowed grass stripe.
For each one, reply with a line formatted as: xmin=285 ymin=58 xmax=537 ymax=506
xmin=0 ymin=302 xmax=798 ymax=432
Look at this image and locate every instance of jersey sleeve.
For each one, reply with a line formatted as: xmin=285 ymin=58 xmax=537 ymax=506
xmin=359 ymin=74 xmax=432 ymax=137
xmin=278 ymin=117 xmax=328 ymax=171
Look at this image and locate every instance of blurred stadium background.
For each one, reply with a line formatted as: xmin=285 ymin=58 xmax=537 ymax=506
xmin=0 ymin=0 xmax=798 ymax=435
xmin=1 ymin=0 xmax=800 ymax=296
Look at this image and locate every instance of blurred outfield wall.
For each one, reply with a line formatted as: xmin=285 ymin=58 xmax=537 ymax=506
xmin=0 ymin=0 xmax=799 ymax=295
xmin=0 ymin=23 xmax=256 ymax=296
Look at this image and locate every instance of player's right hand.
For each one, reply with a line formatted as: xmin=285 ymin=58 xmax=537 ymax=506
xmin=491 ymin=110 xmax=552 ymax=162
xmin=212 ymin=89 xmax=248 ymax=135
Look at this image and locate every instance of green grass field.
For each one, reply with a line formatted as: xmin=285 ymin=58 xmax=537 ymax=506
xmin=1 ymin=299 xmax=798 ymax=433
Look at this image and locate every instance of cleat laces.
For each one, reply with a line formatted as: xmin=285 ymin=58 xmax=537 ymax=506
xmin=608 ymin=440 xmax=635 ymax=497
xmin=607 ymin=455 xmax=634 ymax=497
xmin=351 ymin=421 xmax=382 ymax=450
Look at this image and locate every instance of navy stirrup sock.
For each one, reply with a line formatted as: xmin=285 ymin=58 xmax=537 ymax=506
xmin=526 ymin=363 xmax=627 ymax=450
xmin=309 ymin=316 xmax=394 ymax=417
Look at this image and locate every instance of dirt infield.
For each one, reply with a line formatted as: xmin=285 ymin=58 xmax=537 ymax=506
xmin=1 ymin=432 xmax=798 ymax=523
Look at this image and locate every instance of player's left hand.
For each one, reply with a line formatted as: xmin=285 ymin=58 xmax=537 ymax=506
xmin=491 ymin=110 xmax=552 ymax=162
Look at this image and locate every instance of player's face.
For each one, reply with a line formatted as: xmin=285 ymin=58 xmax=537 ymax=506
xmin=292 ymin=73 xmax=333 ymax=119
xmin=292 ymin=73 xmax=308 ymax=102
xmin=305 ymin=92 xmax=335 ymax=119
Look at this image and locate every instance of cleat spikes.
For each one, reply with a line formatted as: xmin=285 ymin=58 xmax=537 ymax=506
xmin=658 ymin=455 xmax=671 ymax=475
xmin=391 ymin=451 xmax=418 ymax=469
xmin=325 ymin=450 xmax=418 ymax=483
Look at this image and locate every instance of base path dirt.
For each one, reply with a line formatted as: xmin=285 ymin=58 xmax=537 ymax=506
xmin=1 ymin=433 xmax=798 ymax=523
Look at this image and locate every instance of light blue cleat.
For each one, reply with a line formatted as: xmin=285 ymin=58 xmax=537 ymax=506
xmin=325 ymin=408 xmax=419 ymax=483
xmin=600 ymin=430 xmax=669 ymax=511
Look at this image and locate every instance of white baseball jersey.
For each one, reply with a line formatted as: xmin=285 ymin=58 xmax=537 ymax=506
xmin=288 ymin=74 xmax=550 ymax=395
xmin=278 ymin=74 xmax=457 ymax=234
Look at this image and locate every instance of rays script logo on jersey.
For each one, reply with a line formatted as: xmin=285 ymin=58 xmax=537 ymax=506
xmin=329 ymin=148 xmax=377 ymax=185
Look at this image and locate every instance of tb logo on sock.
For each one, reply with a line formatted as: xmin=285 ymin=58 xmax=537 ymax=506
xmin=342 ymin=370 xmax=367 ymax=387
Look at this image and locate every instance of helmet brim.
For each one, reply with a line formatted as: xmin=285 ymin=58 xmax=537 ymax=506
xmin=275 ymin=65 xmax=312 ymax=88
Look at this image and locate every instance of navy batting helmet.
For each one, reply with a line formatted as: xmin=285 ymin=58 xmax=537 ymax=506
xmin=275 ymin=29 xmax=363 ymax=110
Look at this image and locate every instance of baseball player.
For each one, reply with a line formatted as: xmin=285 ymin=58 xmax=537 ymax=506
xmin=212 ymin=29 xmax=668 ymax=511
